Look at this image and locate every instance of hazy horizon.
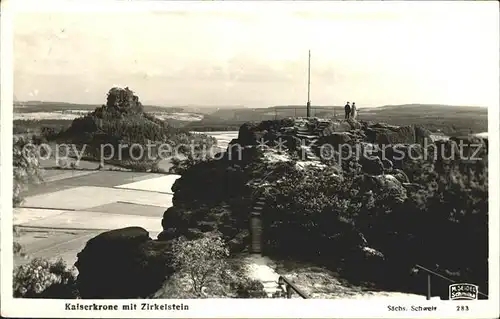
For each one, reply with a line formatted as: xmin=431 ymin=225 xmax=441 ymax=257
xmin=13 ymin=1 xmax=499 ymax=109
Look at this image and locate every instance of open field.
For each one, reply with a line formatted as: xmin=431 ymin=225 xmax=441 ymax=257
xmin=14 ymin=228 xmax=162 ymax=268
xmin=114 ymin=174 xmax=179 ymax=193
xmin=22 ymin=171 xmax=165 ymax=197
xmin=14 ymin=228 xmax=103 ymax=267
xmin=14 ymin=110 xmax=204 ymax=122
xmin=14 ymin=172 xmax=178 ymax=267
xmin=14 ymin=101 xmax=184 ymax=113
xmin=197 ymin=131 xmax=238 ymax=149
xmin=23 ymin=186 xmax=172 ymax=210
xmin=16 ymin=208 xmax=164 ymax=231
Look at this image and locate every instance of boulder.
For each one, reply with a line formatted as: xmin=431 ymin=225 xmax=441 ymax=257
xmin=346 ymin=119 xmax=363 ymax=130
xmin=402 ymin=182 xmax=422 ymax=193
xmin=365 ymin=174 xmax=407 ymax=203
xmin=260 ymin=119 xmax=295 ymax=132
xmin=317 ymin=132 xmax=353 ymax=150
xmin=319 ymin=121 xmax=352 ymax=135
xmin=384 ymin=144 xmax=424 ymax=169
xmin=386 ymin=169 xmax=410 ymax=184
xmin=75 ymin=227 xmax=174 ymax=299
xmin=359 ymin=156 xmax=384 ymax=175
xmin=237 ymin=123 xmax=267 ymax=146
xmin=414 ymin=125 xmax=433 ymax=145
xmin=369 ymin=174 xmax=404 ymax=190
xmin=365 ymin=125 xmax=416 ymax=145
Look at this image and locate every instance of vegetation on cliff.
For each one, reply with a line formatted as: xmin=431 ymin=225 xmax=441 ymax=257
xmin=164 ymin=118 xmax=489 ymax=297
xmin=61 ymin=87 xmax=216 ymax=163
xmin=12 ymin=115 xmax=489 ymax=299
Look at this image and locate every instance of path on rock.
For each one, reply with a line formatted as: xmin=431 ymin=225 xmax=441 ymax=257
xmin=242 ymin=255 xmax=281 ymax=297
xmin=242 ymin=254 xmax=439 ymax=300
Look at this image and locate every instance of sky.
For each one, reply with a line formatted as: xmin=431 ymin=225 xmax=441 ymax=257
xmin=12 ymin=1 xmax=500 ymax=108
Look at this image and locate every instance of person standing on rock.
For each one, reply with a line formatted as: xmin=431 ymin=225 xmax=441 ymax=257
xmin=344 ymin=102 xmax=351 ymax=119
xmin=351 ymin=102 xmax=357 ymax=120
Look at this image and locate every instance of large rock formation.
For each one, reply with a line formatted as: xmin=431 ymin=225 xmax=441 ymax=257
xmin=365 ymin=123 xmax=431 ymax=145
xmin=75 ymin=227 xmax=174 ymax=299
xmin=232 ymin=119 xmax=432 ymax=174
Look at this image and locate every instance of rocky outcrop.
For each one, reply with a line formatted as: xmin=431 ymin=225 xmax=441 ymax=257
xmin=365 ymin=124 xmax=431 ymax=146
xmin=317 ymin=132 xmax=353 ymax=150
xmin=386 ymin=169 xmax=410 ymax=184
xmin=317 ymin=119 xmax=361 ymax=135
xmin=359 ymin=156 xmax=384 ymax=175
xmin=237 ymin=123 xmax=268 ymax=146
xmin=158 ymin=205 xmax=250 ymax=253
xmin=75 ymin=227 xmax=174 ymax=299
xmin=415 ymin=126 xmax=433 ymax=145
xmin=231 ymin=119 xmax=439 ymax=176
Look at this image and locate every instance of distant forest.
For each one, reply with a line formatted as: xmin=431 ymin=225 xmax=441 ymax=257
xmin=14 ymin=102 xmax=488 ymax=136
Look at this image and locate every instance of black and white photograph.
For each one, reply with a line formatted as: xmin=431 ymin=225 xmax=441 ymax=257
xmin=1 ymin=0 xmax=499 ymax=318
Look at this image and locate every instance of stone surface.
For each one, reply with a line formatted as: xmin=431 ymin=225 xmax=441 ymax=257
xmin=242 ymin=255 xmax=281 ymax=297
xmin=75 ymin=227 xmax=174 ymax=299
xmin=317 ymin=132 xmax=353 ymax=150
xmin=365 ymin=124 xmax=417 ymax=145
xmin=360 ymin=156 xmax=384 ymax=175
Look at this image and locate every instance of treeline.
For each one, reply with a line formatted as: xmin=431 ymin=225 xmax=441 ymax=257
xmin=13 ymin=119 xmax=73 ymax=135
xmin=182 ymin=116 xmax=486 ymax=135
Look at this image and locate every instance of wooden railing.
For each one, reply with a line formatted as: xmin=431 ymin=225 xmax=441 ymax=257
xmin=414 ymin=264 xmax=488 ymax=300
xmin=278 ymin=276 xmax=310 ymax=299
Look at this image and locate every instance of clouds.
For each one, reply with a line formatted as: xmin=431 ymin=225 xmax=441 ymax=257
xmin=12 ymin=2 xmax=499 ymax=107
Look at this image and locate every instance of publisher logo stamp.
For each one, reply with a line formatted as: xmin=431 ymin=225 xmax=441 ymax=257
xmin=449 ymin=283 xmax=479 ymax=300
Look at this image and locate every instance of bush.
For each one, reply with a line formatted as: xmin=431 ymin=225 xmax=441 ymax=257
xmin=13 ymin=242 xmax=26 ymax=257
xmin=170 ymin=233 xmax=229 ymax=296
xmin=13 ymin=258 xmax=78 ymax=298
xmin=154 ymin=233 xmax=267 ymax=298
xmin=228 ymin=275 xmax=268 ymax=298
xmin=13 ymin=136 xmax=43 ymax=206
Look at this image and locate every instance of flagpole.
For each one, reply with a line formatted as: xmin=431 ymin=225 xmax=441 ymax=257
xmin=306 ymin=50 xmax=311 ymax=118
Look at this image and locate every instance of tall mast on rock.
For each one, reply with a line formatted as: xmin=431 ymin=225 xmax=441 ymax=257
xmin=306 ymin=50 xmax=311 ymax=118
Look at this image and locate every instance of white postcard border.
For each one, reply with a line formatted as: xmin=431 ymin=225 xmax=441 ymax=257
xmin=1 ymin=1 xmax=499 ymax=318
